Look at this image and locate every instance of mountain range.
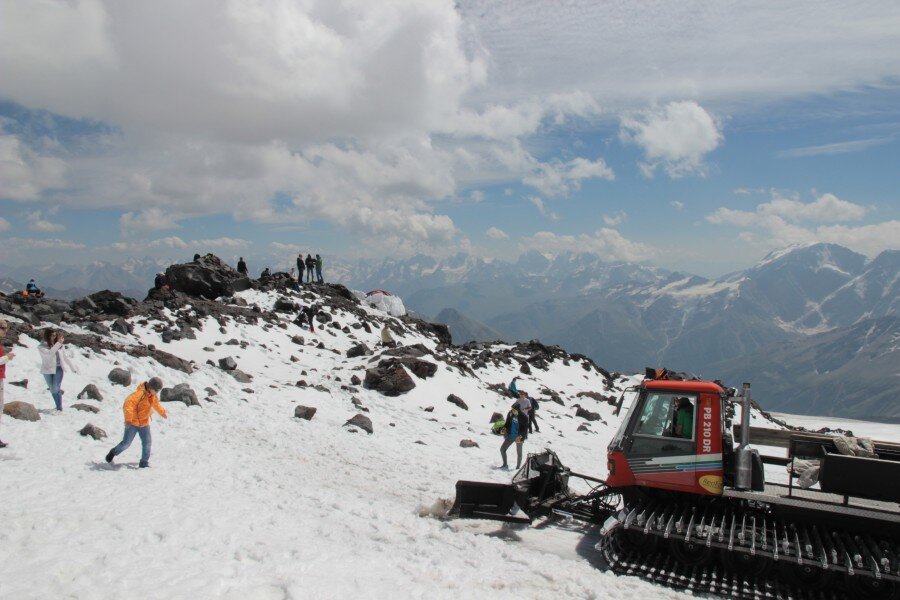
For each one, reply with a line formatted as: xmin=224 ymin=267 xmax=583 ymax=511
xmin=2 ymin=243 xmax=897 ymax=418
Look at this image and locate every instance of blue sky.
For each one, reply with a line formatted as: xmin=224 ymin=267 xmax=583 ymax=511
xmin=1 ymin=0 xmax=898 ymax=277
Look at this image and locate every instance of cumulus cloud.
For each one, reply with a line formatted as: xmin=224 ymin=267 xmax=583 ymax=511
xmin=521 ymin=228 xmax=655 ymax=262
xmin=485 ymin=226 xmax=509 ymax=240
xmin=0 ymin=134 xmax=67 ymax=201
xmin=620 ymin=101 xmax=722 ymax=178
xmin=0 ymin=217 xmax=11 ymax=231
xmin=271 ymin=242 xmax=302 ymax=253
xmin=523 ymin=156 xmax=614 ymax=197
xmin=602 ymin=211 xmax=627 ymax=226
xmin=706 ymin=191 xmax=895 ymax=256
xmin=671 ymin=200 xmax=685 ymax=210
xmin=470 ymin=190 xmax=485 ymax=202
xmin=120 ymin=208 xmax=182 ymax=235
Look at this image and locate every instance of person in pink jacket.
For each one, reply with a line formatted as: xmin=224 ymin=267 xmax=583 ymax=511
xmin=0 ymin=319 xmax=16 ymax=448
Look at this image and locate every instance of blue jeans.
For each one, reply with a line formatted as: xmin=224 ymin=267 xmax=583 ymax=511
xmin=112 ymin=424 xmax=152 ymax=466
xmin=316 ymin=267 xmax=322 ymax=283
xmin=43 ymin=366 xmax=64 ymax=410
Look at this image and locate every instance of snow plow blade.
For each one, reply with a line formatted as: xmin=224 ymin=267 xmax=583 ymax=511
xmin=449 ymin=450 xmax=574 ymax=523
xmin=449 ymin=480 xmax=531 ymax=523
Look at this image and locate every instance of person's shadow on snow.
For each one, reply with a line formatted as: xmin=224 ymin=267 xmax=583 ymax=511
xmin=88 ymin=461 xmax=141 ymax=471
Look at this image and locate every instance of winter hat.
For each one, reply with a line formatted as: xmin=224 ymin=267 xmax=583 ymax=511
xmin=147 ymin=377 xmax=164 ymax=392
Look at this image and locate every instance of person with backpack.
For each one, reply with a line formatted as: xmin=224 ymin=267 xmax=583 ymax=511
xmin=315 ymin=254 xmax=323 ymax=283
xmin=105 ymin=378 xmax=167 ymax=468
xmin=302 ymin=304 xmax=319 ymax=332
xmin=25 ymin=279 xmax=44 ymax=298
xmin=39 ymin=328 xmax=76 ymax=411
xmin=528 ymin=395 xmax=541 ymax=433
xmin=499 ymin=403 xmax=528 ymax=470
xmin=0 ymin=319 xmax=15 ymax=448
xmin=237 ymin=257 xmax=248 ymax=276
xmin=296 ymin=253 xmax=305 ymax=284
xmin=304 ymin=254 xmax=315 ymax=283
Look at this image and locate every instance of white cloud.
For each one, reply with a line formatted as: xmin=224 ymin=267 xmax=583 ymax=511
xmin=523 ymin=156 xmax=614 ymax=197
xmin=120 ymin=209 xmax=182 ymax=235
xmin=0 ymin=217 xmax=11 ymax=231
xmin=470 ymin=190 xmax=485 ymax=202
xmin=485 ymin=226 xmax=509 ymax=240
xmin=706 ymin=191 xmax=895 ymax=257
xmin=777 ymin=137 xmax=893 ymax=158
xmin=25 ymin=210 xmax=66 ymax=232
xmin=708 ymin=192 xmax=867 ymax=225
xmin=520 ymin=228 xmax=655 ymax=262
xmin=620 ymin=101 xmax=722 ymax=178
xmin=0 ymin=134 xmax=67 ymax=201
xmin=602 ymin=211 xmax=627 ymax=226
xmin=671 ymin=200 xmax=685 ymax=210
xmin=3 ymin=237 xmax=85 ymax=250
xmin=271 ymin=242 xmax=302 ymax=253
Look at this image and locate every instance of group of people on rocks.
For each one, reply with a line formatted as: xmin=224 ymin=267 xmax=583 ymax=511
xmin=493 ymin=375 xmax=541 ymax=469
xmin=235 ymin=254 xmax=325 ymax=286
xmin=0 ymin=318 xmax=167 ymax=466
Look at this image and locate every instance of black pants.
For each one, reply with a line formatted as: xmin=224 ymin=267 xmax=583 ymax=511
xmin=528 ymin=412 xmax=540 ymax=433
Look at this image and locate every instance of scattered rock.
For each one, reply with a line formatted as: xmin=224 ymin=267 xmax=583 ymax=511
xmin=489 ymin=411 xmax=503 ymax=423
xmin=111 ymin=318 xmax=133 ymax=335
xmin=218 ymin=357 xmax=238 ymax=371
xmin=446 ymin=394 xmax=468 ymax=410
xmin=519 ymin=362 xmax=531 ymax=375
xmin=346 ymin=342 xmax=371 ymax=358
xmin=350 ymin=374 xmax=361 ymax=386
xmin=459 ymin=439 xmax=479 ymax=448
xmin=575 ymin=407 xmax=601 ymax=422
xmin=9 ymin=379 xmax=27 ymax=388
xmin=424 ymin=406 xmax=434 ymax=412
xmin=77 ymin=384 xmax=103 ymax=401
xmin=577 ymin=424 xmax=591 ymax=432
xmin=364 ymin=361 xmax=416 ymax=396
xmin=230 ymin=370 xmax=252 ymax=383
xmin=3 ymin=401 xmax=40 ymax=421
xmin=72 ymin=403 xmax=100 ymax=414
xmin=79 ymin=423 xmax=107 ymax=440
xmin=294 ymin=405 xmax=317 ymax=420
xmin=160 ymin=383 xmax=200 ymax=407
xmin=344 ymin=413 xmax=373 ymax=434
xmin=108 ymin=368 xmax=132 ymax=386
xmin=291 ymin=335 xmax=305 ymax=345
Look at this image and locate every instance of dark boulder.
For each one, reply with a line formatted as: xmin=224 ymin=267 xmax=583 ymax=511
xmin=160 ymin=383 xmax=200 ymax=407
xmin=218 ymin=357 xmax=238 ymax=371
xmin=77 ymin=384 xmax=103 ymax=401
xmin=108 ymin=368 xmax=132 ymax=386
xmin=346 ymin=343 xmax=371 ymax=358
xmin=166 ymin=254 xmax=251 ymax=300
xmin=83 ymin=290 xmax=137 ymax=317
xmin=344 ymin=413 xmax=373 ymax=434
xmin=3 ymin=401 xmax=40 ymax=421
xmin=447 ymin=394 xmax=468 ymax=411
xmin=72 ymin=403 xmax=100 ymax=414
xmin=364 ymin=362 xmax=416 ymax=396
xmin=294 ymin=405 xmax=317 ymax=420
xmin=459 ymin=439 xmax=479 ymax=448
xmin=79 ymin=423 xmax=107 ymax=440
xmin=575 ymin=407 xmax=602 ymax=422
xmin=230 ymin=370 xmax=252 ymax=383
xmin=350 ymin=374 xmax=361 ymax=386
xmin=490 ymin=411 xmax=503 ymax=423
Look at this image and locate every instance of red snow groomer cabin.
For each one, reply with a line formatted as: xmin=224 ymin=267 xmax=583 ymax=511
xmin=605 ymin=379 xmax=728 ymax=497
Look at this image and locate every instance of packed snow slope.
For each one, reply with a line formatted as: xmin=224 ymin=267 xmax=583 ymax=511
xmin=1 ymin=274 xmax=896 ymax=600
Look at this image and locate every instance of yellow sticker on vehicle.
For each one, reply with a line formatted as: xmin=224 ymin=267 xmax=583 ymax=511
xmin=699 ymin=475 xmax=723 ymax=494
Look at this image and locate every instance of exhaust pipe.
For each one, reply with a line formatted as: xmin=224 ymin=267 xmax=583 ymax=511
xmin=735 ymin=382 xmax=753 ymax=491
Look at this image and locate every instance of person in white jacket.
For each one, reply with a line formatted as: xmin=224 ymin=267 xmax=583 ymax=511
xmin=0 ymin=319 xmax=15 ymax=448
xmin=39 ymin=329 xmax=75 ymax=411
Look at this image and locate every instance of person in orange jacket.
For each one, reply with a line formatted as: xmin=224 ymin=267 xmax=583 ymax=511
xmin=105 ymin=378 xmax=167 ymax=468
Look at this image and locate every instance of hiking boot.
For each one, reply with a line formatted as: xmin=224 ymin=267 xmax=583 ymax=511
xmin=139 ymin=462 xmax=150 ymax=468
xmin=105 ymin=449 xmax=115 ymax=463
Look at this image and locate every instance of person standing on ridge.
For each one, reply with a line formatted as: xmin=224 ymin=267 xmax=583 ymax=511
xmin=528 ymin=394 xmax=541 ymax=433
xmin=499 ymin=404 xmax=528 ymax=469
xmin=39 ymin=329 xmax=75 ymax=411
xmin=0 ymin=319 xmax=15 ymax=448
xmin=237 ymin=257 xmax=248 ymax=276
xmin=315 ymin=254 xmax=323 ymax=283
xmin=296 ymin=252 xmax=305 ymax=284
xmin=305 ymin=254 xmax=315 ymax=283
xmin=105 ymin=377 xmax=167 ymax=468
